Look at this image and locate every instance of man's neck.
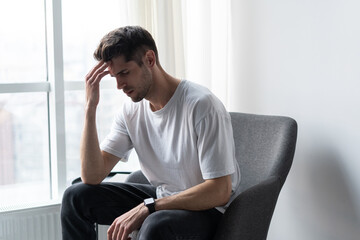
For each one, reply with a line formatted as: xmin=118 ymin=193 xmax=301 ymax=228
xmin=146 ymin=67 xmax=181 ymax=112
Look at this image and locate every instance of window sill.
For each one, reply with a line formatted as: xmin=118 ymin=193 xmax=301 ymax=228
xmin=0 ymin=199 xmax=61 ymax=214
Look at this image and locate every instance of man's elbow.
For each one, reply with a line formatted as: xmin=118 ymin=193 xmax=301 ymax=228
xmin=216 ymin=176 xmax=232 ymax=206
xmin=218 ymin=185 xmax=232 ymax=206
xmin=81 ymin=173 xmax=104 ymax=185
xmin=82 ymin=179 xmax=102 ymax=185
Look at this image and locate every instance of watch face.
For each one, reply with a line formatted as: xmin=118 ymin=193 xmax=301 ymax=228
xmin=144 ymin=198 xmax=155 ymax=205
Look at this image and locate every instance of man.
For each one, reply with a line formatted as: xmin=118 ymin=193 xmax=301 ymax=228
xmin=61 ymin=26 xmax=241 ymax=240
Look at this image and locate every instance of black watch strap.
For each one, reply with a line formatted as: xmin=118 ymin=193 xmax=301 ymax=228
xmin=144 ymin=198 xmax=156 ymax=214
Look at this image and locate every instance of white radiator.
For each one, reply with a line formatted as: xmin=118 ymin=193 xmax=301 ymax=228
xmin=98 ymin=225 xmax=110 ymax=240
xmin=0 ymin=204 xmax=61 ymax=240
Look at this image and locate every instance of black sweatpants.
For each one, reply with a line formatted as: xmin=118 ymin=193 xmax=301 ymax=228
xmin=61 ymin=182 xmax=222 ymax=240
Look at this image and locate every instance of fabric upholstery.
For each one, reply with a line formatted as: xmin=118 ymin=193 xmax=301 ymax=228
xmin=229 ymin=112 xmax=297 ymax=194
xmin=125 ymin=170 xmax=150 ymax=185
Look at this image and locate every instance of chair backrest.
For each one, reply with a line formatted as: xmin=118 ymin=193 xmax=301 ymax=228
xmin=230 ymin=112 xmax=297 ymax=194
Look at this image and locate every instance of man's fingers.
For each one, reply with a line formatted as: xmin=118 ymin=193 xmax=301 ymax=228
xmin=88 ymin=66 xmax=109 ymax=85
xmin=115 ymin=226 xmax=123 ymax=240
xmin=107 ymin=205 xmax=146 ymax=240
xmin=107 ymin=223 xmax=115 ymax=240
xmin=86 ymin=60 xmax=107 ymax=81
xmin=108 ymin=219 xmax=127 ymax=240
xmin=91 ymin=70 xmax=110 ymax=86
xmin=86 ymin=61 xmax=102 ymax=81
xmin=86 ymin=61 xmax=109 ymax=85
xmin=120 ymin=226 xmax=132 ymax=240
xmin=114 ymin=223 xmax=125 ymax=240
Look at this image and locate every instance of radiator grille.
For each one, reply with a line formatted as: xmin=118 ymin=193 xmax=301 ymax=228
xmin=0 ymin=204 xmax=61 ymax=240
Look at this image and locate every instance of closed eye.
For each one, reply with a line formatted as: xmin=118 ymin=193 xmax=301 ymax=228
xmin=117 ymin=70 xmax=129 ymax=76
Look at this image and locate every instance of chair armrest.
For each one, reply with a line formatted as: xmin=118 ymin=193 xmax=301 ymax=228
xmin=125 ymin=170 xmax=150 ymax=185
xmin=213 ymin=176 xmax=282 ymax=240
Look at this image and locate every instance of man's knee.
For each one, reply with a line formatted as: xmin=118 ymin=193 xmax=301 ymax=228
xmin=61 ymin=183 xmax=96 ymax=217
xmin=137 ymin=211 xmax=174 ymax=240
xmin=138 ymin=211 xmax=170 ymax=240
xmin=61 ymin=183 xmax=99 ymax=239
xmin=137 ymin=209 xmax=221 ymax=240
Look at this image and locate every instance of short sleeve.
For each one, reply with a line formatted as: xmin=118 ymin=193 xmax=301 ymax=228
xmin=195 ymin=111 xmax=236 ymax=179
xmin=100 ymin=110 xmax=133 ymax=161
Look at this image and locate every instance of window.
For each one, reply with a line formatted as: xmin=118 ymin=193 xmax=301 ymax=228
xmin=0 ymin=0 xmax=140 ymax=209
xmin=0 ymin=0 xmax=50 ymax=208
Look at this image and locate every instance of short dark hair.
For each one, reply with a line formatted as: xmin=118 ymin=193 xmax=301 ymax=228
xmin=93 ymin=26 xmax=159 ymax=66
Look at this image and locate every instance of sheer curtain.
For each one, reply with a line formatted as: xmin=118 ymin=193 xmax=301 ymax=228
xmin=128 ymin=0 xmax=238 ymax=110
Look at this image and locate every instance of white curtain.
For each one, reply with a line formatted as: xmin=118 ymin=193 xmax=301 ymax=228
xmin=125 ymin=0 xmax=239 ymax=111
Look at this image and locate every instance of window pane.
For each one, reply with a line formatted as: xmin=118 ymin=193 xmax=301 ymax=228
xmin=0 ymin=93 xmax=50 ymax=207
xmin=64 ymin=89 xmax=140 ymax=185
xmin=0 ymin=0 xmax=46 ymax=83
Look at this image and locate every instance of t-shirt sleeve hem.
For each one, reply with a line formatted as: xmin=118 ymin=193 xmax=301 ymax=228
xmin=100 ymin=146 xmax=129 ymax=162
xmin=202 ymin=168 xmax=235 ymax=180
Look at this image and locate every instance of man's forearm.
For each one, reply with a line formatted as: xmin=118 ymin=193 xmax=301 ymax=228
xmin=81 ymin=61 xmax=112 ymax=184
xmin=155 ymin=175 xmax=232 ymax=211
xmin=80 ymin=106 xmax=106 ymax=184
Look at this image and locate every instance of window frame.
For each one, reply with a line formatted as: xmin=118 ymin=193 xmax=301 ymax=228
xmin=45 ymin=0 xmax=66 ymax=200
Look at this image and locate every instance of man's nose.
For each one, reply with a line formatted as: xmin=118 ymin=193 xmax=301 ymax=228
xmin=116 ymin=77 xmax=126 ymax=89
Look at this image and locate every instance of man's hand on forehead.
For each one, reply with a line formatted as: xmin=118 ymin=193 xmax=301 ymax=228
xmin=106 ymin=61 xmax=115 ymax=77
xmin=84 ymin=61 xmax=110 ymax=107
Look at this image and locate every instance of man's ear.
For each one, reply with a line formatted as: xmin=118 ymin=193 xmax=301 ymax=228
xmin=144 ymin=50 xmax=156 ymax=67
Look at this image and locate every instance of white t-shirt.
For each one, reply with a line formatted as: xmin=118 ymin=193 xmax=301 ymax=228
xmin=100 ymin=80 xmax=241 ymax=212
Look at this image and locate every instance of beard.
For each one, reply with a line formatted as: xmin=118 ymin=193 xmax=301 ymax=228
xmin=130 ymin=65 xmax=152 ymax=102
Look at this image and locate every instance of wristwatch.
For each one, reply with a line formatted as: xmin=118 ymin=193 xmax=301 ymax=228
xmin=144 ymin=198 xmax=156 ymax=214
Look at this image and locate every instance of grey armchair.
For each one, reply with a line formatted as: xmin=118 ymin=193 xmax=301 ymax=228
xmin=124 ymin=112 xmax=298 ymax=240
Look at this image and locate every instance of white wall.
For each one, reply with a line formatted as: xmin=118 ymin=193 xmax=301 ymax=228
xmin=229 ymin=1 xmax=360 ymax=239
